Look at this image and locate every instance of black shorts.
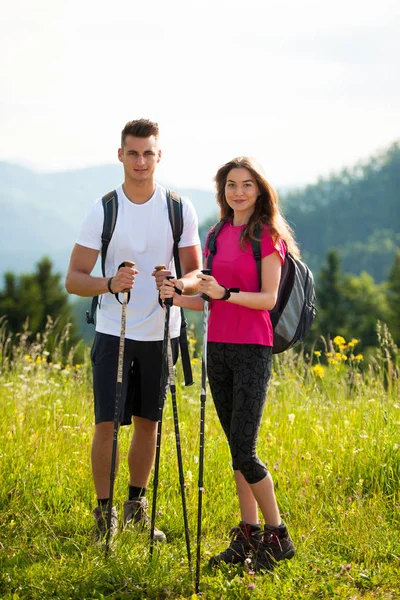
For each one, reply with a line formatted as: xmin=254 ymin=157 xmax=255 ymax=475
xmin=91 ymin=332 xmax=179 ymax=425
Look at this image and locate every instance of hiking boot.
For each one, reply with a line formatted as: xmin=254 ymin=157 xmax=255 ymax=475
xmin=92 ymin=505 xmax=118 ymax=544
xmin=253 ymin=523 xmax=295 ymax=572
xmin=123 ymin=497 xmax=166 ymax=542
xmin=208 ymin=521 xmax=261 ymax=567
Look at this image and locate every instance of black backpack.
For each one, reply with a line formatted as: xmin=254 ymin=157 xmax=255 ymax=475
xmin=205 ymin=221 xmax=317 ymax=354
xmin=86 ymin=189 xmax=194 ymax=385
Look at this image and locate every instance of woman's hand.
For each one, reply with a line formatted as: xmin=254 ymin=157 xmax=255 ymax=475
xmin=159 ymin=276 xmax=182 ymax=306
xmin=197 ymin=273 xmax=225 ymax=300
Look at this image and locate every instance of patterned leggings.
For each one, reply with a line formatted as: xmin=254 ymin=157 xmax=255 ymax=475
xmin=207 ymin=342 xmax=273 ymax=484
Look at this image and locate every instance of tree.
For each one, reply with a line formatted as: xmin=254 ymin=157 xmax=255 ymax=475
xmin=341 ymin=271 xmax=389 ymax=349
xmin=386 ymin=248 xmax=400 ymax=343
xmin=313 ymin=249 xmax=347 ymax=341
xmin=0 ymin=257 xmax=78 ymax=345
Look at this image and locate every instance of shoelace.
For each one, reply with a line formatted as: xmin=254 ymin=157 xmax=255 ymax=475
xmin=229 ymin=524 xmax=250 ymax=541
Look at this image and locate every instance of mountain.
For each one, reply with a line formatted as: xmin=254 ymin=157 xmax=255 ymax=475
xmin=0 ymin=163 xmax=217 ymax=278
xmin=1 ymin=142 xmax=399 ymax=285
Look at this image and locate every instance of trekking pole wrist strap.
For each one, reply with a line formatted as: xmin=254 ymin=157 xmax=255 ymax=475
xmin=107 ymin=277 xmax=114 ymax=294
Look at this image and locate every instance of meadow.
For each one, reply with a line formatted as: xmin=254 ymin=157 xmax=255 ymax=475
xmin=0 ymin=321 xmax=399 ymax=599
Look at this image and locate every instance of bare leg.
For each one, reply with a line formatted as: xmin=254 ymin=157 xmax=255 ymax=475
xmin=91 ymin=421 xmax=119 ymax=499
xmin=234 ymin=470 xmax=259 ymax=524
xmin=128 ymin=416 xmax=158 ymax=488
xmin=250 ymin=472 xmax=281 ymax=527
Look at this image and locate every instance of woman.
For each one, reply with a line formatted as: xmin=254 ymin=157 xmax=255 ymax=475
xmin=160 ymin=157 xmax=299 ymax=571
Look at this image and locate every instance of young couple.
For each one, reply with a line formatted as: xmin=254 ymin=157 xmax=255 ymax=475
xmin=66 ymin=118 xmax=298 ymax=571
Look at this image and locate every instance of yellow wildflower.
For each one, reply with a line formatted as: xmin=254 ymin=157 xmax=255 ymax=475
xmin=75 ymin=364 xmax=81 ymax=369
xmin=313 ymin=364 xmax=324 ymax=378
xmin=24 ymin=355 xmax=32 ymax=363
xmin=347 ymin=338 xmax=359 ymax=348
xmin=354 ymin=354 xmax=363 ymax=361
xmin=314 ymin=351 xmax=321 ymax=357
xmin=333 ymin=335 xmax=346 ymax=346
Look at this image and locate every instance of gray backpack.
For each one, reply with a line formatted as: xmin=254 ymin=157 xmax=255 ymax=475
xmin=205 ymin=221 xmax=317 ymax=353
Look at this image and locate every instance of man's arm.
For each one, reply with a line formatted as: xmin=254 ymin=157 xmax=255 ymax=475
xmin=65 ymin=244 xmax=137 ymax=296
xmin=176 ymin=244 xmax=202 ymax=295
xmin=152 ymin=244 xmax=202 ymax=295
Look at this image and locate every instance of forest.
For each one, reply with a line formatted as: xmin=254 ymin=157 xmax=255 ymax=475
xmin=0 ymin=142 xmax=399 ymax=357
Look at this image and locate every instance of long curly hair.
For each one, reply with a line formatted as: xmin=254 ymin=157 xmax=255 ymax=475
xmin=214 ymin=156 xmax=300 ymax=258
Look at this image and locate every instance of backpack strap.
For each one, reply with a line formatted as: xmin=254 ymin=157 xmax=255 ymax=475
xmin=166 ymin=190 xmax=184 ymax=277
xmin=250 ymin=224 xmax=263 ymax=289
xmin=204 ymin=220 xmax=226 ymax=272
xmin=166 ymin=190 xmax=193 ymax=386
xmin=86 ymin=190 xmax=118 ymax=325
xmin=101 ymin=191 xmax=119 ymax=277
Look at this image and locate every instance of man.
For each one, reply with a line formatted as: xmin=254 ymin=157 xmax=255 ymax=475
xmin=65 ymin=119 xmax=202 ymax=542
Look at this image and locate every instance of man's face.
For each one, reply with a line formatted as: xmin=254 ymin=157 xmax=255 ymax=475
xmin=118 ymin=135 xmax=161 ymax=182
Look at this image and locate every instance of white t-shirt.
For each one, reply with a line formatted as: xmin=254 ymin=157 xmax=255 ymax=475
xmin=77 ymin=183 xmax=200 ymax=341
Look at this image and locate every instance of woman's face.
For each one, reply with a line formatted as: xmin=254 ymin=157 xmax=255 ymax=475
xmin=224 ymin=167 xmax=260 ymax=219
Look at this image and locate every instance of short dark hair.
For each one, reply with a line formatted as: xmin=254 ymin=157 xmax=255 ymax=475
xmin=121 ymin=119 xmax=159 ymax=146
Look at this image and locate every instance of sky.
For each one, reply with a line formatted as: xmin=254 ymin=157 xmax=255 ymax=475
xmin=1 ymin=0 xmax=399 ymax=190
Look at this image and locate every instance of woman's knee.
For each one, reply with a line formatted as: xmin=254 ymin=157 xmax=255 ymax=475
xmin=232 ymin=454 xmax=268 ymax=485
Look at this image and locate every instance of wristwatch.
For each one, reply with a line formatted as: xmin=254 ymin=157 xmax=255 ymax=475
xmin=220 ymin=286 xmax=240 ymax=300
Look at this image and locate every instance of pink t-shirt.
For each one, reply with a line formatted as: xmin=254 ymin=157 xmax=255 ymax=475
xmin=204 ymin=222 xmax=286 ymax=346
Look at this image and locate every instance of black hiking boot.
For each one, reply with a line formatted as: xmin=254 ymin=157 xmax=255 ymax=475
xmin=92 ymin=505 xmax=118 ymax=544
xmin=123 ymin=497 xmax=166 ymax=542
xmin=208 ymin=521 xmax=261 ymax=567
xmin=253 ymin=523 xmax=295 ymax=572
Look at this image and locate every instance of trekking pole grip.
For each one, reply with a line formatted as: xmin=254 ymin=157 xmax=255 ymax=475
xmin=165 ymin=275 xmax=174 ymax=306
xmin=121 ymin=260 xmax=135 ymax=294
xmin=201 ymin=269 xmax=211 ymax=301
xmin=154 ymin=265 xmax=174 ymax=306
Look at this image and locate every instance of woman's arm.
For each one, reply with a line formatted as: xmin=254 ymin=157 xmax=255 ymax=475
xmin=160 ymin=277 xmax=205 ymax=311
xmin=197 ymin=252 xmax=282 ymax=310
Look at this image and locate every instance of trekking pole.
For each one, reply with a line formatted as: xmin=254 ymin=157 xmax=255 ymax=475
xmin=165 ymin=274 xmax=192 ymax=569
xmin=150 ymin=266 xmax=171 ymax=559
xmin=105 ymin=259 xmax=135 ymax=558
xmin=150 ymin=267 xmax=192 ymax=567
xmin=195 ymin=268 xmax=211 ymax=594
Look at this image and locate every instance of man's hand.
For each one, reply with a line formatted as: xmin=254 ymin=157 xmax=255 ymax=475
xmin=152 ymin=266 xmax=172 ymax=292
xmin=109 ymin=265 xmax=138 ymax=293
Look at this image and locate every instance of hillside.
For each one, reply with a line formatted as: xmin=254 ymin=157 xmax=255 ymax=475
xmin=1 ymin=142 xmax=399 ymax=284
xmin=281 ymin=142 xmax=400 ymax=282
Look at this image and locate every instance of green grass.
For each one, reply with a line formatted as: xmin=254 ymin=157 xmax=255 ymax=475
xmin=0 ymin=327 xmax=399 ymax=599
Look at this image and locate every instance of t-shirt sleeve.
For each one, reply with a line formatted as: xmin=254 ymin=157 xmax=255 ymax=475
xmin=261 ymin=228 xmax=286 ymax=265
xmin=179 ymin=197 xmax=201 ymax=248
xmin=76 ymin=199 xmax=104 ymax=250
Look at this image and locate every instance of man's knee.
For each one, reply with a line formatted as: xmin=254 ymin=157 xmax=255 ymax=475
xmin=94 ymin=421 xmax=117 ymax=442
xmin=133 ymin=416 xmax=158 ymax=436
